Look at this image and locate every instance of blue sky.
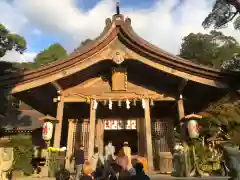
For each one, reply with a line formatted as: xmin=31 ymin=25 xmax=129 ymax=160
xmin=0 ymin=0 xmax=240 ymax=62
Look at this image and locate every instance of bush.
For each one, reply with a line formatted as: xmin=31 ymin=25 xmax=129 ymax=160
xmin=9 ymin=134 xmax=33 ymax=175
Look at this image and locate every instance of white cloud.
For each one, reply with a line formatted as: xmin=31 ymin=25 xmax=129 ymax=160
xmin=0 ymin=0 xmax=240 ymax=62
xmin=0 ymin=51 xmax=37 ymax=63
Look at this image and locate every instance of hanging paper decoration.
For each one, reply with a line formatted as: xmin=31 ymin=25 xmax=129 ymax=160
xmin=109 ymin=99 xmax=113 ymax=110
xmin=42 ymin=122 xmax=54 ymax=141
xmin=104 ymin=120 xmax=122 ymax=130
xmin=104 ymin=120 xmax=111 ymax=130
xmin=150 ymin=99 xmax=154 ymax=106
xmin=126 ymin=99 xmax=130 ymax=109
xmin=142 ymin=99 xmax=146 ymax=109
xmin=117 ymin=120 xmax=124 ymax=130
xmin=180 ymin=94 xmax=183 ymax=100
xmin=133 ymin=99 xmax=137 ymax=106
xmin=187 ymin=120 xmax=200 ymax=139
xmin=93 ymin=99 xmax=98 ymax=110
xmin=118 ymin=100 xmax=122 ymax=107
xmin=125 ymin=120 xmax=136 ymax=129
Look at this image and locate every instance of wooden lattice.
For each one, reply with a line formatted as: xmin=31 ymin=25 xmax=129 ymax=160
xmin=72 ymin=121 xmax=89 ymax=158
xmin=151 ymin=120 xmax=173 ymax=152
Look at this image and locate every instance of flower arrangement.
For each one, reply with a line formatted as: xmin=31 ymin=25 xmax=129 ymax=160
xmin=48 ymin=147 xmax=66 ymax=152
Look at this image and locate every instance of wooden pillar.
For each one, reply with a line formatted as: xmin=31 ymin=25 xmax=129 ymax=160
xmin=137 ymin=118 xmax=145 ymax=157
xmin=177 ymin=96 xmax=189 ymax=177
xmin=66 ymin=119 xmax=75 ymax=170
xmin=96 ymin=119 xmax=104 ymax=156
xmin=54 ymin=96 xmax=64 ymax=148
xmin=88 ymin=100 xmax=96 ymax=160
xmin=144 ymin=99 xmax=154 ymax=173
xmin=177 ymin=97 xmax=185 ymax=120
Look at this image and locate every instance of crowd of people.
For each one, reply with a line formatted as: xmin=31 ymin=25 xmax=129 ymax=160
xmin=71 ymin=141 xmax=150 ymax=180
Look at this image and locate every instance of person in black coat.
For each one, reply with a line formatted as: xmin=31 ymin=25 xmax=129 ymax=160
xmin=72 ymin=144 xmax=85 ymax=180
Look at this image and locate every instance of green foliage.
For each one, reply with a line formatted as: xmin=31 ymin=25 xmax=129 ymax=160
xmin=9 ymin=134 xmax=33 ymax=175
xmin=33 ymin=43 xmax=67 ymax=68
xmin=179 ymin=30 xmax=240 ymax=69
xmin=205 ymin=95 xmax=240 ymax=126
xmin=0 ymin=24 xmax=26 ymax=57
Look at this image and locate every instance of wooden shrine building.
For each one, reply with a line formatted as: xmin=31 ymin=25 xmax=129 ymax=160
xmin=0 ymin=6 xmax=239 ymax=173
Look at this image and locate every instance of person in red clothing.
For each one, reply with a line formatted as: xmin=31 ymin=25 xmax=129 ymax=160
xmin=116 ymin=149 xmax=128 ymax=171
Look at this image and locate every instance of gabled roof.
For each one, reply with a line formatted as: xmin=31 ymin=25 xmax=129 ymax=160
xmin=0 ymin=13 xmax=239 ymax=93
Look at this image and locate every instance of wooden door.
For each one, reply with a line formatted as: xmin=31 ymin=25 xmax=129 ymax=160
xmin=152 ymin=119 xmax=174 ymax=174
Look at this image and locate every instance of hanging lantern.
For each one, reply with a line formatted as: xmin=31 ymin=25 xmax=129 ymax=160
xmin=42 ymin=122 xmax=54 ymax=141
xmin=109 ymin=99 xmax=113 ymax=110
xmin=141 ymin=99 xmax=146 ymax=109
xmin=150 ymin=99 xmax=154 ymax=106
xmin=133 ymin=99 xmax=137 ymax=106
xmin=126 ymin=99 xmax=130 ymax=109
xmin=93 ymin=99 xmax=98 ymax=110
xmin=118 ymin=100 xmax=122 ymax=107
xmin=187 ymin=119 xmax=200 ymax=139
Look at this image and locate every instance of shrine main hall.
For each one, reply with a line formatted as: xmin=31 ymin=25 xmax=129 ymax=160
xmin=0 ymin=8 xmax=239 ymax=173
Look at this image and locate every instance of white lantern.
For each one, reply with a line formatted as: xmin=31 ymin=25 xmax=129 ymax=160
xmin=187 ymin=120 xmax=200 ymax=139
xmin=42 ymin=122 xmax=54 ymax=141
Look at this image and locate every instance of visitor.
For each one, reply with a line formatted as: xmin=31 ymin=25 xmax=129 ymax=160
xmin=122 ymin=141 xmax=132 ymax=170
xmin=104 ymin=141 xmax=115 ymax=162
xmin=72 ymin=144 xmax=85 ymax=180
xmin=116 ymin=149 xmax=128 ymax=171
xmin=89 ymin=147 xmax=104 ymax=178
xmin=80 ymin=162 xmax=94 ymax=180
xmin=130 ymin=163 xmax=150 ymax=180
xmin=103 ymin=141 xmax=116 ymax=178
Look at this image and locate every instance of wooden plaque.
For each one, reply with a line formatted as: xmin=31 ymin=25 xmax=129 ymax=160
xmin=112 ymin=67 xmax=127 ymax=91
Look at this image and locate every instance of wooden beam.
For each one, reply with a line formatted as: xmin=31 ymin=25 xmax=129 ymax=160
xmin=177 ymin=97 xmax=185 ymax=120
xmin=144 ymin=99 xmax=154 ymax=173
xmin=88 ymin=100 xmax=96 ymax=161
xmin=63 ymin=93 xmax=176 ymax=102
xmin=178 ymin=79 xmax=188 ymax=94
xmin=51 ymin=81 xmax=62 ymax=93
xmin=53 ymin=96 xmax=64 ymax=148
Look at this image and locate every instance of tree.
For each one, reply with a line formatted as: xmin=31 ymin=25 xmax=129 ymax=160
xmin=24 ymin=43 xmax=67 ymax=69
xmin=80 ymin=38 xmax=92 ymax=46
xmin=221 ymin=53 xmax=240 ymax=71
xmin=0 ymin=24 xmax=26 ymax=57
xmin=202 ymin=0 xmax=240 ymax=30
xmin=173 ymin=0 xmax=240 ymax=30
xmin=179 ymin=30 xmax=240 ymax=68
xmin=33 ymin=43 xmax=67 ymax=68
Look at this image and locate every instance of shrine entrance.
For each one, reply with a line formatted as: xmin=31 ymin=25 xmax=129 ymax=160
xmin=103 ymin=119 xmax=138 ymax=154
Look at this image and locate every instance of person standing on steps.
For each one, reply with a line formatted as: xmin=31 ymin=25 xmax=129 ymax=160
xmin=122 ymin=141 xmax=132 ymax=170
xmin=72 ymin=144 xmax=85 ymax=180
